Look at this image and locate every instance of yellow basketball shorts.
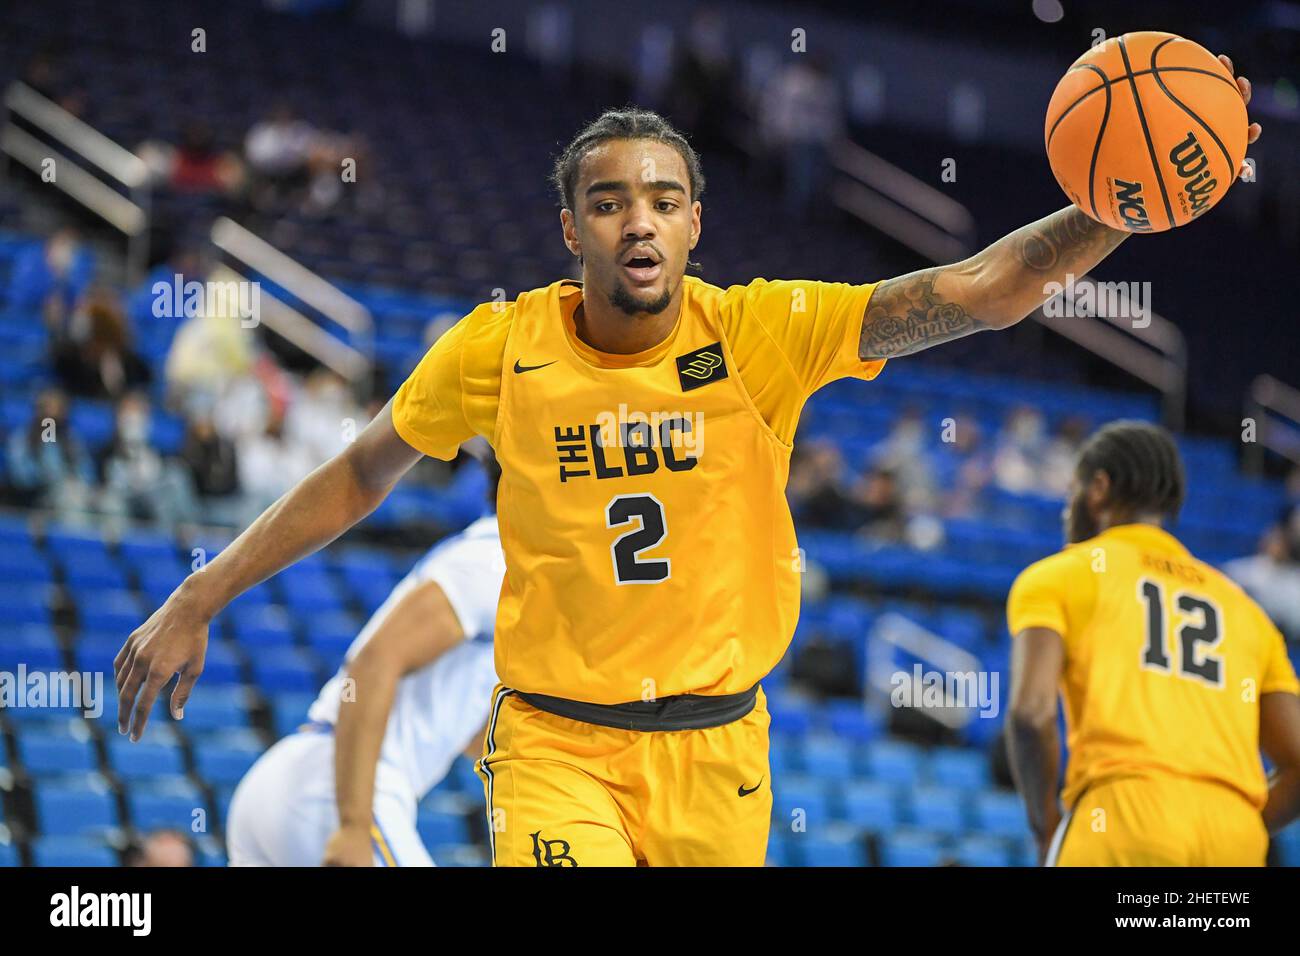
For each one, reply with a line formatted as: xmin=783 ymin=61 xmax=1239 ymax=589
xmin=1047 ymin=774 xmax=1268 ymax=866
xmin=474 ymin=684 xmax=773 ymax=866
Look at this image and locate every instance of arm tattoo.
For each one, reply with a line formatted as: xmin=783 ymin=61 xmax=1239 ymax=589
xmin=859 ymin=270 xmax=983 ymax=359
xmin=1017 ymin=206 xmax=1127 ymax=272
xmin=859 ymin=206 xmax=1128 ymax=360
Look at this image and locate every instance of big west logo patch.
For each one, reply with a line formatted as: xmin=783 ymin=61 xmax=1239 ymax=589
xmin=676 ymin=342 xmax=728 ymax=391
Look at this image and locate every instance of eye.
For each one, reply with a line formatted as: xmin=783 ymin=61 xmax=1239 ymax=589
xmin=656 ymin=200 xmax=678 ymax=212
xmin=595 ymin=200 xmax=619 ymax=213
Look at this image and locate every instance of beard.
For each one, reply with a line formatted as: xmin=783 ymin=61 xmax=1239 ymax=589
xmin=1065 ymin=493 xmax=1099 ymax=544
xmin=610 ymin=279 xmax=673 ymax=317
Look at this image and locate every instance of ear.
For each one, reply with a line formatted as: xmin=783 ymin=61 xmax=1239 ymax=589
xmin=689 ymin=200 xmax=702 ymax=250
xmin=560 ymin=208 xmax=581 ymax=258
xmin=1085 ymin=469 xmax=1111 ymax=515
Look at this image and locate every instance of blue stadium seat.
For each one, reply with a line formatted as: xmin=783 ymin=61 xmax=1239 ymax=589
xmin=176 ymin=686 xmax=251 ymax=732
xmin=60 ymin=552 xmax=130 ymax=591
xmin=952 ymin=834 xmax=1013 ymax=867
xmin=416 ymin=810 xmax=469 ymax=849
xmin=772 ymin=776 xmax=832 ymax=831
xmin=225 ymin=604 xmax=297 ymax=648
xmin=0 ymin=842 xmax=18 ymax=867
xmin=31 ymin=836 xmax=119 ymax=867
xmin=270 ymin=692 xmax=317 ymax=738
xmin=250 ymin=648 xmax=321 ymax=693
xmin=798 ymin=832 xmax=868 ymax=867
xmin=862 ymin=740 xmax=923 ymax=786
xmin=16 ymin=731 xmax=100 ymax=777
xmin=107 ymin=737 xmax=186 ymax=781
xmin=73 ymin=633 xmax=126 ymax=673
xmin=825 ymin=701 xmax=882 ymax=744
xmin=973 ymin=791 xmax=1029 ymax=839
xmin=193 ymin=738 xmax=261 ymax=786
xmin=879 ymin=829 xmax=947 ymax=867
xmin=801 ymin=735 xmax=855 ymax=781
xmin=928 ymin=747 xmax=990 ymax=789
xmin=0 ymin=545 xmax=53 ymax=584
xmin=0 ymin=583 xmax=55 ymax=625
xmin=117 ymin=530 xmax=180 ymax=564
xmin=909 ymin=787 xmax=968 ymax=836
xmin=129 ymin=778 xmax=205 ymax=831
xmin=0 ymin=626 xmax=63 ymax=669
xmin=839 ymin=781 xmax=902 ymax=832
xmin=302 ymin=611 xmax=360 ymax=667
xmin=76 ymin=590 xmax=144 ymax=634
xmin=35 ymin=777 xmax=120 ymax=836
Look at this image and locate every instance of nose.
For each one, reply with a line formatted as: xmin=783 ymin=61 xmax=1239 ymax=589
xmin=622 ymin=199 xmax=657 ymax=242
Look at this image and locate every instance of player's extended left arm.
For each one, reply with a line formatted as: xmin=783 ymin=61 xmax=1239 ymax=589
xmin=858 ymin=206 xmax=1129 ymax=359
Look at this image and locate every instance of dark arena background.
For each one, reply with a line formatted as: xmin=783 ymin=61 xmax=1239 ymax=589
xmin=0 ymin=0 xmax=1299 ymax=890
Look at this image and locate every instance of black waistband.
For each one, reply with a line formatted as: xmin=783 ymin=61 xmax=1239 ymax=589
xmin=515 ymin=684 xmax=759 ymax=732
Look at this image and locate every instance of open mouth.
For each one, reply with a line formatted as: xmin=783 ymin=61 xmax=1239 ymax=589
xmin=622 ymin=255 xmax=662 ymax=284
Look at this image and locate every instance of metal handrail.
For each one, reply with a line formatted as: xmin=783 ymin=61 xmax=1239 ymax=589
xmin=1245 ymin=374 xmax=1300 ymax=471
xmin=1 ymin=81 xmax=151 ymax=280
xmin=1030 ymin=277 xmax=1188 ymax=429
xmin=208 ymin=220 xmax=373 ymax=388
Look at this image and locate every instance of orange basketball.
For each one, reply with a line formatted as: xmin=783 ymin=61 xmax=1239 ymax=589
xmin=1045 ymin=31 xmax=1248 ymax=233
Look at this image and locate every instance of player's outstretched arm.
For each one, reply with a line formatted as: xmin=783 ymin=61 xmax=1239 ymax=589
xmin=1007 ymin=626 xmax=1067 ymax=864
xmin=1260 ymin=691 xmax=1300 ymax=834
xmin=324 ymin=582 xmax=465 ymax=866
xmin=114 ymin=399 xmax=423 ymax=741
xmin=858 ymin=206 xmax=1128 ymax=359
xmin=858 ymin=55 xmax=1260 ymax=361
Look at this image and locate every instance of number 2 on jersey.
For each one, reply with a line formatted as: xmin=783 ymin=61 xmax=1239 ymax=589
xmin=606 ymin=494 xmax=670 ymax=584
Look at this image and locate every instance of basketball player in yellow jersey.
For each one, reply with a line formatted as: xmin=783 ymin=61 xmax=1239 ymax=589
xmin=117 ymin=80 xmax=1262 ymax=865
xmin=1007 ymin=421 xmax=1300 ymax=867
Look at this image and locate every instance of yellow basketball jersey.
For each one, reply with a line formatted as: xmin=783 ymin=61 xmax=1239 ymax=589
xmin=1008 ymin=523 xmax=1300 ymax=809
xmin=392 ymin=275 xmax=883 ymax=703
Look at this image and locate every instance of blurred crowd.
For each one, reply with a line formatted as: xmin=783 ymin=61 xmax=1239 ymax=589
xmin=4 ymin=229 xmax=382 ymax=535
xmin=788 ymin=407 xmax=1088 ymax=546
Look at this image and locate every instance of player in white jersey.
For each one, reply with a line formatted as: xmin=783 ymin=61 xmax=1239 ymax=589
xmin=226 ymin=462 xmax=504 ymax=866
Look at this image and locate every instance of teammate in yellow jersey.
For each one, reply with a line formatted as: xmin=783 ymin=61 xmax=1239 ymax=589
xmin=1007 ymin=421 xmax=1300 ymax=867
xmin=117 ymin=82 xmax=1263 ymax=866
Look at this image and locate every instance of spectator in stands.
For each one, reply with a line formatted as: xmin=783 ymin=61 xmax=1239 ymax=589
xmin=935 ymin=413 xmax=992 ymax=518
xmin=10 ymin=228 xmax=94 ymax=322
xmin=1225 ymin=513 xmax=1300 ymax=640
xmin=125 ymin=830 xmax=194 ymax=867
xmin=181 ymin=411 xmax=243 ymax=526
xmin=788 ymin=439 xmax=864 ymax=529
xmin=98 ymin=392 xmax=197 ymax=530
xmin=5 ymin=388 xmax=95 ymax=518
xmin=851 ymin=466 xmax=907 ymax=543
xmin=138 ymin=122 xmax=246 ymax=199
xmin=51 ymin=288 xmax=152 ymax=400
xmin=870 ymin=406 xmax=936 ymax=512
xmin=992 ymin=405 xmax=1051 ymax=495
xmin=236 ymin=407 xmax=316 ymax=524
xmin=758 ymin=54 xmax=844 ymax=220
xmin=20 ymin=49 xmax=86 ymax=117
xmin=284 ymin=368 xmax=364 ymax=468
xmin=1040 ymin=415 xmax=1089 ymax=498
xmin=665 ymin=9 xmax=739 ymax=155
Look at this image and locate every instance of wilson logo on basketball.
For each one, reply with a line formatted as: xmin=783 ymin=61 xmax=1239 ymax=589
xmin=1169 ymin=131 xmax=1218 ymax=218
xmin=1113 ymin=179 xmax=1152 ymax=232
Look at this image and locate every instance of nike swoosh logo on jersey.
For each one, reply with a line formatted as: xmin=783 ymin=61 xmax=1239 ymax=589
xmin=738 ymin=777 xmax=764 ymax=797
xmin=514 ymin=359 xmax=557 ymax=374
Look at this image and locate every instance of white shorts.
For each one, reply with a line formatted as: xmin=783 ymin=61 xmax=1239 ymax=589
xmin=225 ymin=731 xmax=433 ymax=867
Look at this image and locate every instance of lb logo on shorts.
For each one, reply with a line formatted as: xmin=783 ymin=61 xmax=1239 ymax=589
xmin=530 ymin=831 xmax=578 ymax=867
xmin=676 ymin=342 xmax=728 ymax=391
